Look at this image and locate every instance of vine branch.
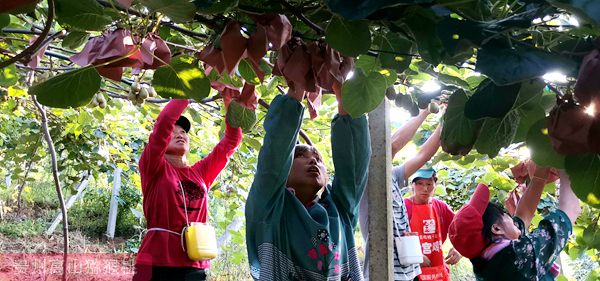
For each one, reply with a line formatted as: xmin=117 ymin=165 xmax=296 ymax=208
xmin=279 ymin=0 xmax=325 ymax=35
xmin=32 ymin=94 xmax=68 ymax=281
xmin=0 ymin=0 xmax=55 ymax=69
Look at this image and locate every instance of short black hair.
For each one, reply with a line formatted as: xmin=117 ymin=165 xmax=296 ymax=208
xmin=293 ymin=144 xmax=322 ymax=160
xmin=481 ymin=202 xmax=507 ymax=245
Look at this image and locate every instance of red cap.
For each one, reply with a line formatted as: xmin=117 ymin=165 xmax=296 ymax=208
xmin=448 ymin=183 xmax=490 ymax=259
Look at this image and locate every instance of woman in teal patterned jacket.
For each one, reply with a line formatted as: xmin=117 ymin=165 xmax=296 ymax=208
xmin=245 ymin=85 xmax=371 ymax=281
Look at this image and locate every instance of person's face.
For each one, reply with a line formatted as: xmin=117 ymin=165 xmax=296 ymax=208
xmin=166 ymin=125 xmax=189 ymax=156
xmin=493 ymin=213 xmax=521 ymax=240
xmin=412 ymin=178 xmax=436 ymax=204
xmin=286 ymin=149 xmax=328 ymax=194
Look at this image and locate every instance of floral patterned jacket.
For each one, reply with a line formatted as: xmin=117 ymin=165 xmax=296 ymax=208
xmin=473 ymin=209 xmax=572 ymax=281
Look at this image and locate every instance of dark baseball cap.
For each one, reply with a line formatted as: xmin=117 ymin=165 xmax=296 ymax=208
xmin=175 ymin=116 xmax=191 ymax=133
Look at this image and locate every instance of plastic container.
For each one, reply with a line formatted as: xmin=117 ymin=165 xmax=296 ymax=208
xmin=395 ymin=235 xmax=424 ymax=265
xmin=184 ymin=222 xmax=218 ymax=261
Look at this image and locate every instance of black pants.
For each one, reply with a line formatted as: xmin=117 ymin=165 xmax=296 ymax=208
xmin=133 ymin=265 xmax=207 ymax=281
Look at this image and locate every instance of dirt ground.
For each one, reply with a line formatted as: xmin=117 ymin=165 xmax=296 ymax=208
xmin=0 ymin=232 xmax=135 ymax=281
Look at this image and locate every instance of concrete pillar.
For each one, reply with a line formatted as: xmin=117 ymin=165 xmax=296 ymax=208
xmin=367 ymin=100 xmax=393 ymax=280
xmin=106 ymin=167 xmax=123 ymax=239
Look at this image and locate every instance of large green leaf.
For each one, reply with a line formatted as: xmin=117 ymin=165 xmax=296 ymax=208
xmin=473 ymin=79 xmax=545 ymax=157
xmin=152 ymin=55 xmax=210 ymax=100
xmin=226 ymin=100 xmax=257 ymax=133
xmin=141 ymin=0 xmax=197 ymax=23
xmin=512 ymin=79 xmax=546 ymax=142
xmin=30 ymin=67 xmax=101 ymax=108
xmin=62 ymin=31 xmax=89 ymax=49
xmin=437 ymin=18 xmax=485 ymax=56
xmin=0 ymin=14 xmax=10 ymax=29
xmin=565 ymin=154 xmax=600 ymax=207
xmin=55 ymin=0 xmax=112 ymax=31
xmin=474 ymin=111 xmax=520 ymax=158
xmin=325 ymin=17 xmax=371 ymax=57
xmin=526 ymin=118 xmax=565 ymax=168
xmin=548 ymin=0 xmax=600 ymax=26
xmin=404 ymin=6 xmax=445 ymax=66
xmin=373 ymin=33 xmax=412 ymax=72
xmin=465 ymin=79 xmax=521 ymax=120
xmin=341 ymin=69 xmax=387 ymax=118
xmin=326 ymin=0 xmax=422 ymax=20
xmin=441 ymin=90 xmax=483 ymax=156
xmin=436 ymin=0 xmax=492 ymax=21
xmin=196 ymin=0 xmax=237 ymax=14
xmin=437 ymin=73 xmax=471 ymax=90
xmin=476 ymin=45 xmax=578 ymax=85
xmin=237 ymin=59 xmax=260 ymax=85
xmin=0 ymin=64 xmax=18 ymax=87
xmin=513 ymin=79 xmax=546 ymax=109
xmin=355 ymin=55 xmax=381 ymax=73
xmin=513 ymin=106 xmax=545 ymax=143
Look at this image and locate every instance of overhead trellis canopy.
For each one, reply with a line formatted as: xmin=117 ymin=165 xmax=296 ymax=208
xmin=1 ymin=0 xmax=599 ymax=205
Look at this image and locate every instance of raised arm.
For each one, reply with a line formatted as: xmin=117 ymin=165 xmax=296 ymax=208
xmin=139 ymin=99 xmax=189 ymax=177
xmin=402 ymin=124 xmax=441 ymax=180
xmin=192 ymin=122 xmax=242 ymax=188
xmin=515 ymin=165 xmax=550 ymax=228
xmin=391 ymin=110 xmax=429 ymax=157
xmin=330 ymin=99 xmax=371 ymax=225
xmin=558 ymin=170 xmax=581 ymax=224
xmin=245 ymin=93 xmax=304 ymax=221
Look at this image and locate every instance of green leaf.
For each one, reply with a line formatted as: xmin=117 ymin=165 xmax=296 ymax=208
xmin=437 ymin=18 xmax=484 ymax=56
xmin=465 ymin=79 xmax=521 ymax=120
xmin=62 ymin=31 xmax=89 ymax=49
xmin=325 ymin=17 xmax=371 ymax=57
xmin=474 ymin=111 xmax=520 ymax=158
xmin=441 ymin=90 xmax=483 ymax=156
xmin=355 ymin=55 xmax=380 ymax=73
xmin=341 ymin=69 xmax=387 ymax=118
xmin=513 ymin=106 xmax=545 ymax=143
xmin=526 ymin=118 xmax=565 ymax=168
xmin=326 ymin=0 xmax=421 ymax=20
xmin=237 ymin=59 xmax=260 ymax=85
xmin=152 ymin=55 xmax=210 ymax=100
xmin=0 ymin=14 xmax=10 ymax=29
xmin=548 ymin=0 xmax=600 ymax=25
xmin=55 ymin=0 xmax=113 ymax=31
xmin=197 ymin=0 xmax=237 ymax=14
xmin=513 ymin=79 xmax=546 ymax=110
xmin=437 ymin=73 xmax=471 ymax=90
xmin=512 ymin=79 xmax=546 ymax=142
xmin=436 ymin=0 xmax=492 ymax=21
xmin=141 ymin=0 xmax=197 ymax=23
xmin=226 ymin=101 xmax=257 ymax=132
xmin=30 ymin=67 xmax=101 ymax=108
xmin=476 ymin=45 xmax=578 ymax=85
xmin=0 ymin=64 xmax=19 ymax=87
xmin=565 ymin=154 xmax=600 ymax=207
xmin=373 ymin=33 xmax=412 ymax=72
xmin=404 ymin=6 xmax=445 ymax=66
xmin=379 ymin=68 xmax=397 ymax=87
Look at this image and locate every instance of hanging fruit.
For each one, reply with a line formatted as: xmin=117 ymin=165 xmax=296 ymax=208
xmin=547 ymin=94 xmax=596 ymax=154
xmin=574 ymin=47 xmax=600 ymax=108
xmin=428 ymin=102 xmax=439 ymax=114
xmin=70 ymin=29 xmax=170 ymax=81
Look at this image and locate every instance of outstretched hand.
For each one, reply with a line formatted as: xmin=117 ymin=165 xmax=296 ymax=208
xmin=332 ymin=82 xmax=348 ymax=116
xmin=444 ymin=248 xmax=462 ymax=265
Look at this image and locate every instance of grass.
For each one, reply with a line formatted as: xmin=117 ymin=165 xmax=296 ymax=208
xmin=0 ymin=218 xmax=46 ymax=237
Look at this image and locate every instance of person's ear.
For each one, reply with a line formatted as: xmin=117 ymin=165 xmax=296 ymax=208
xmin=491 ymin=223 xmax=505 ymax=236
